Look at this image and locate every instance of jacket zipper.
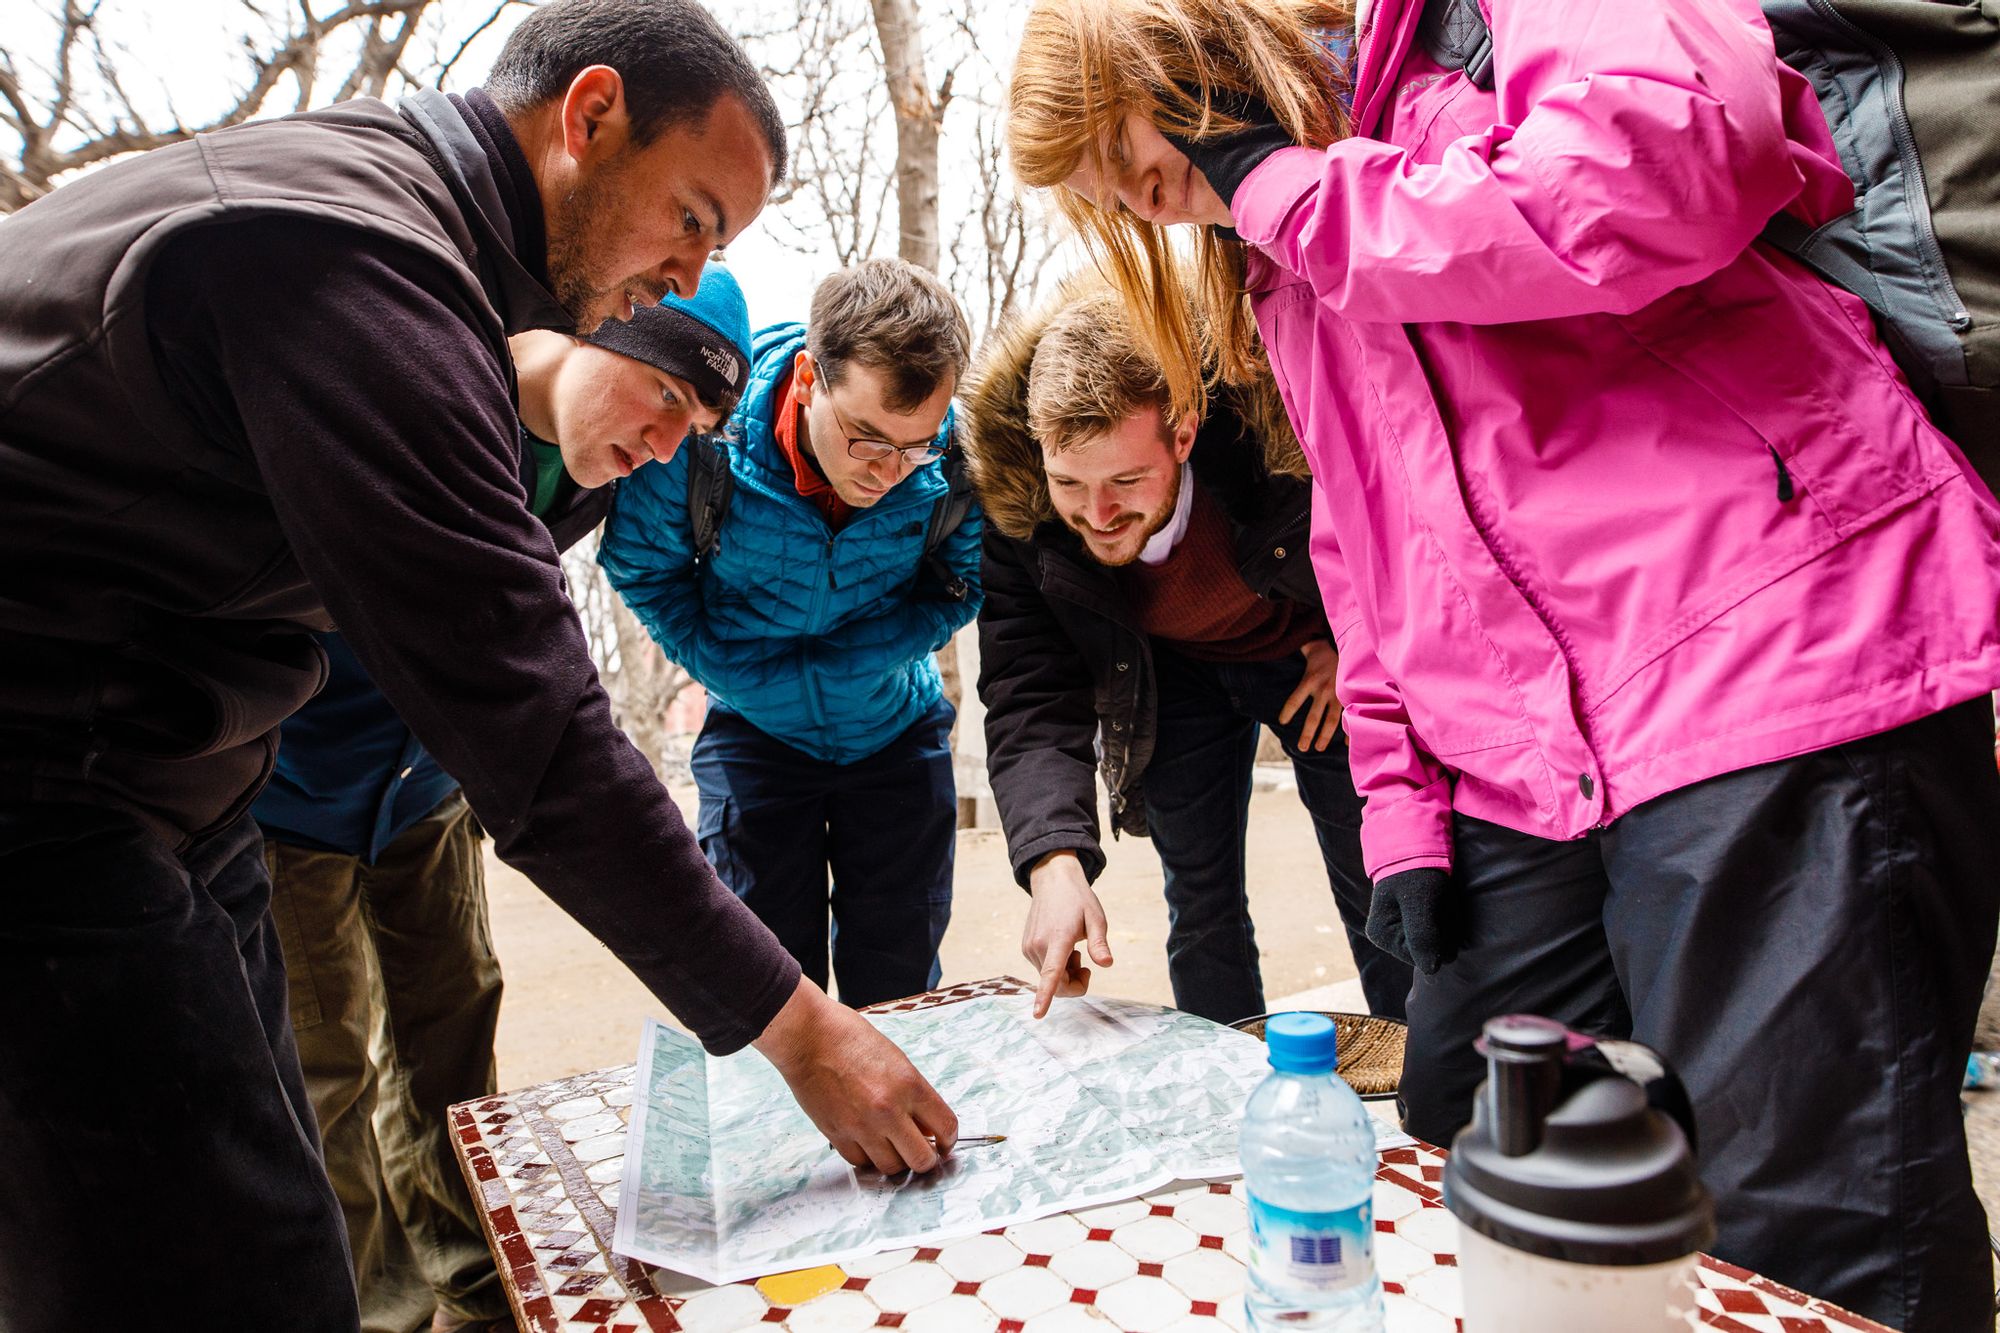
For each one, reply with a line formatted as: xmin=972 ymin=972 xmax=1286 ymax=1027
xmin=1039 ymin=548 xmax=1146 ymax=820
xmin=1803 ymin=0 xmax=1970 ymax=330
xmin=791 ymin=481 xmax=932 ymax=736
xmin=1352 ymin=0 xmax=1387 ymax=132
xmin=1768 ymin=446 xmax=1795 ymax=503
xmin=796 ymin=532 xmax=835 ymax=734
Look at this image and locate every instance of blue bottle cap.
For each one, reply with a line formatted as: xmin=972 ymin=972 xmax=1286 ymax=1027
xmin=1264 ymin=1012 xmax=1339 ymax=1073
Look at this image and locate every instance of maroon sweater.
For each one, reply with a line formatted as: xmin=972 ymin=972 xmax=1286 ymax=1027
xmin=1118 ymin=481 xmax=1326 ymax=661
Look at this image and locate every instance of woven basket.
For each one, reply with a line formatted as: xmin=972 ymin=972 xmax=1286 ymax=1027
xmin=1230 ymin=1011 xmax=1407 ymax=1099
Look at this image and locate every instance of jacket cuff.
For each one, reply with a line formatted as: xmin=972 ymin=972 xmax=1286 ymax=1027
xmin=1357 ymin=775 xmax=1455 ymax=881
xmin=1010 ymin=834 xmax=1106 ymax=891
xmin=699 ymin=953 xmax=802 ymax=1056
xmin=1368 ymin=852 xmax=1454 ymax=882
xmin=1231 ymin=145 xmax=1329 ymax=250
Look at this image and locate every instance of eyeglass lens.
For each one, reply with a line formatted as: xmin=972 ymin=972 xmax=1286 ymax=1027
xmin=848 ymin=439 xmax=943 ymax=464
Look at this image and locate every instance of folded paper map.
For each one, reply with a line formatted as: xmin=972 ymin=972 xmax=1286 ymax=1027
xmin=613 ymin=992 xmax=1407 ymax=1283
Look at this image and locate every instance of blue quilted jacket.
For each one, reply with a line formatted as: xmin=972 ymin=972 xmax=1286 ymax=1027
xmin=599 ymin=323 xmax=982 ymax=764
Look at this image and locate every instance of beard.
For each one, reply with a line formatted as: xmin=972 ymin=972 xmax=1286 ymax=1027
xmin=545 ymin=155 xmax=660 ymax=333
xmin=1066 ymin=463 xmax=1183 ymax=568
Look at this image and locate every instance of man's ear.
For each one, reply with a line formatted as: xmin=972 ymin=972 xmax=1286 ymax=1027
xmin=793 ymin=349 xmax=817 ymax=403
xmin=1168 ymin=409 xmax=1199 ymax=463
xmin=557 ymin=65 xmax=629 ymax=164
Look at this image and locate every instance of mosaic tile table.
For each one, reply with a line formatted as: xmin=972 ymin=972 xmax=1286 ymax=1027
xmin=452 ymin=977 xmax=1894 ymax=1333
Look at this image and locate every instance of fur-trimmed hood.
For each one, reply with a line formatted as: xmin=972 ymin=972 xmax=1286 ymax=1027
xmin=962 ymin=275 xmax=1310 ymax=542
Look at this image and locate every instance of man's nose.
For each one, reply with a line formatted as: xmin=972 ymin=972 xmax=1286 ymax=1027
xmin=642 ymin=412 xmax=690 ymax=460
xmin=656 ymin=249 xmax=702 ymax=300
xmin=1087 ymin=494 xmax=1120 ymax=527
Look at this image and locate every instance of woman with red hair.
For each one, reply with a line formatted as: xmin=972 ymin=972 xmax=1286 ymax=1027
xmin=1007 ymin=1 xmax=2000 ymax=1327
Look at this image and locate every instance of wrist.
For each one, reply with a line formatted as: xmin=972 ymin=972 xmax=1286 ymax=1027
xmin=751 ymin=975 xmax=830 ymax=1071
xmin=1029 ymin=849 xmax=1084 ymax=889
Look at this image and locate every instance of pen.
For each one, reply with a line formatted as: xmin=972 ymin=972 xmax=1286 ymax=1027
xmin=827 ymin=1133 xmax=1008 ymax=1155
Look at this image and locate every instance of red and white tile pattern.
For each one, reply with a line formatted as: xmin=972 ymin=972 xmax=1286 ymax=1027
xmin=451 ymin=979 xmax=1892 ymax=1333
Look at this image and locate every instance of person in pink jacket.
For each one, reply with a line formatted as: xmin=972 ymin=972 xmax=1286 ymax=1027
xmin=1008 ymin=0 xmax=2000 ymax=1328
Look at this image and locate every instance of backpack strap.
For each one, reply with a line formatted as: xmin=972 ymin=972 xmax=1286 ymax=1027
xmin=920 ymin=427 xmax=975 ymax=603
xmin=683 ymin=432 xmax=735 ymax=567
xmin=1759 ymin=210 xmax=1895 ymax=324
xmin=1418 ymin=0 xmax=1495 ymax=91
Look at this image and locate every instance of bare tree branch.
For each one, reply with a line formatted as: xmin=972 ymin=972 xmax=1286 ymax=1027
xmin=48 ymin=1 xmax=95 ymax=139
xmin=430 ymin=0 xmax=529 ymax=90
xmin=87 ymin=24 xmax=152 ymax=142
xmin=0 ymin=55 xmax=39 ymax=138
xmin=562 ymin=535 xmax=698 ymax=780
xmin=336 ymin=10 xmax=421 ymax=101
xmin=0 ymin=0 xmax=438 ymax=211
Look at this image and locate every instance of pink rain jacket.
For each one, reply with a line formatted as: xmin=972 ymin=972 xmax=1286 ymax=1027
xmin=1233 ymin=0 xmax=2000 ymax=880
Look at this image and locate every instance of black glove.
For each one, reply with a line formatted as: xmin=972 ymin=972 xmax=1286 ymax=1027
xmin=1159 ymin=87 xmax=1296 ymax=213
xmin=1365 ymin=867 xmax=1461 ymax=976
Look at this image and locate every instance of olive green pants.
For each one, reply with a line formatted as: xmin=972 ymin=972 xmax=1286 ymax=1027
xmin=264 ymin=795 xmax=507 ymax=1332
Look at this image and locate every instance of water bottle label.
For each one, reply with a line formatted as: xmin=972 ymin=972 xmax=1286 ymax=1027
xmin=1246 ymin=1195 xmax=1374 ymax=1293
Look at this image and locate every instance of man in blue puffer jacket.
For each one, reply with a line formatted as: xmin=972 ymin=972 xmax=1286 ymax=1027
xmin=601 ymin=258 xmax=979 ymax=1008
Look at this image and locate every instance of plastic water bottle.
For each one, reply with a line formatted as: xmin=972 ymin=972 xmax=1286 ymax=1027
xmin=1240 ymin=1012 xmax=1386 ymax=1331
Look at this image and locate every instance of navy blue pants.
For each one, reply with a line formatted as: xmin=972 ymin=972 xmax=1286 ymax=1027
xmin=0 ymin=805 xmax=359 ymax=1333
xmin=1398 ymin=698 xmax=2000 ymax=1333
xmin=1142 ymin=645 xmax=1412 ymax=1025
xmin=692 ymin=702 xmax=955 ymax=1009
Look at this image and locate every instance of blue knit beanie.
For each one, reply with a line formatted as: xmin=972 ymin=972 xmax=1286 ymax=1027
xmin=584 ymin=260 xmax=753 ymax=410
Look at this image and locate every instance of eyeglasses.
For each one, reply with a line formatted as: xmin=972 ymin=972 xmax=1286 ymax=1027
xmin=825 ymin=392 xmax=948 ymax=466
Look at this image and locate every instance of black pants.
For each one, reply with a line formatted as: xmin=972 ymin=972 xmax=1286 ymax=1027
xmin=1143 ymin=645 xmax=1412 ymax=1024
xmin=691 ymin=701 xmax=955 ymax=1009
xmin=1401 ymin=698 xmax=2000 ymax=1333
xmin=0 ymin=805 xmax=358 ymax=1333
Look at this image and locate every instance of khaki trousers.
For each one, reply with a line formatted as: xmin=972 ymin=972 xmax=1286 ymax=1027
xmin=265 ymin=795 xmax=507 ymax=1332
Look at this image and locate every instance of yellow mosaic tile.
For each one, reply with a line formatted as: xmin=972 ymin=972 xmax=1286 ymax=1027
xmin=755 ymin=1263 xmax=847 ymax=1306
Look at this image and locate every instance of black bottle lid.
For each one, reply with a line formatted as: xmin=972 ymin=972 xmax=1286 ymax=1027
xmin=1443 ymin=1016 xmax=1715 ymax=1267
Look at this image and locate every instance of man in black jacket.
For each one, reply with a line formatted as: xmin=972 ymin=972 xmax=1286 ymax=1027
xmin=966 ymin=284 xmax=1411 ymax=1027
xmin=251 ymin=264 xmax=745 ymax=1333
xmin=0 ymin=4 xmax=951 ymax=1329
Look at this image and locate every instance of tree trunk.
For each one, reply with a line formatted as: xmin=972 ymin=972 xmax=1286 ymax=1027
xmin=869 ymin=0 xmax=978 ymax=821
xmin=868 ymin=0 xmax=942 ymax=273
xmin=610 ymin=597 xmax=689 ymax=783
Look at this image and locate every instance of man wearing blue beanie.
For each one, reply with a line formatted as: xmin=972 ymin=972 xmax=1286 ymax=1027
xmin=255 ymin=263 xmax=747 ymax=1333
xmin=602 ymin=258 xmax=980 ymax=1009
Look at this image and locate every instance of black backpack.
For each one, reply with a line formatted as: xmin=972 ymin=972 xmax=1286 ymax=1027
xmin=1419 ymin=0 xmax=2000 ymax=489
xmin=683 ymin=429 xmax=976 ymax=602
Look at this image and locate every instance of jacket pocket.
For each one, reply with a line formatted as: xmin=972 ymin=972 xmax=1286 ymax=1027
xmin=195 ymin=541 xmax=326 ymax=625
xmin=1620 ymin=256 xmax=1948 ymax=537
xmin=696 ymin=795 xmax=746 ymax=895
xmin=100 ymin=625 xmax=328 ymax=761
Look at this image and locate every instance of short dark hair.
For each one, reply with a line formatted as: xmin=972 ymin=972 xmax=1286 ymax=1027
xmin=485 ymin=0 xmax=788 ymax=183
xmin=807 ymin=259 xmax=971 ymax=413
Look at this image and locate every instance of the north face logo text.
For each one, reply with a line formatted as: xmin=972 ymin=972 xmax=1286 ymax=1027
xmin=701 ymin=345 xmax=740 ymax=386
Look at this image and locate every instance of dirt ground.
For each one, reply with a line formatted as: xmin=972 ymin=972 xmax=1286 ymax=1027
xmin=487 ymin=779 xmax=1360 ymax=1088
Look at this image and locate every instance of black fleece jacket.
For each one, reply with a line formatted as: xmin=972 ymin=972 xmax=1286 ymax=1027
xmin=134 ymin=92 xmax=797 ymax=1053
